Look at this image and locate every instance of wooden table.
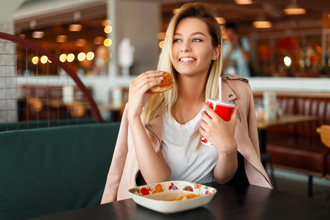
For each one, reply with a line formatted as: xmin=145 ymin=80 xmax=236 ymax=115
xmin=257 ymin=115 xmax=317 ymax=156
xmin=257 ymin=114 xmax=318 ymax=130
xmin=257 ymin=114 xmax=317 ymax=154
xmin=257 ymin=115 xmax=318 ymax=190
xmin=27 ymin=182 xmax=330 ymax=220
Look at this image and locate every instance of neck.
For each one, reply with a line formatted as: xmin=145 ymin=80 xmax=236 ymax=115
xmin=177 ymin=74 xmax=207 ymax=105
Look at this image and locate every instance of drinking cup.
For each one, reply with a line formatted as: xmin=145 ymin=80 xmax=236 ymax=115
xmin=201 ymin=99 xmax=236 ymax=146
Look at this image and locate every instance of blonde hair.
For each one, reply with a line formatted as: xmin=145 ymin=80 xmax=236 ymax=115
xmin=142 ymin=3 xmax=224 ymax=137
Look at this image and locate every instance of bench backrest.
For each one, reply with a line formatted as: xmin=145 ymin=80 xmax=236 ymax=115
xmin=0 ymin=122 xmax=120 ymax=220
xmin=0 ymin=118 xmax=97 ymax=132
xmin=254 ymin=93 xmax=330 ymax=137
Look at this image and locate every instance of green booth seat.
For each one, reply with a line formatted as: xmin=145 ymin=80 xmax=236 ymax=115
xmin=0 ymin=118 xmax=97 ymax=132
xmin=0 ymin=122 xmax=120 ymax=220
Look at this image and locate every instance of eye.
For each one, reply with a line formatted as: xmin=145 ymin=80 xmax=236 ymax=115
xmin=193 ymin=38 xmax=203 ymax=42
xmin=173 ymin=39 xmax=182 ymax=43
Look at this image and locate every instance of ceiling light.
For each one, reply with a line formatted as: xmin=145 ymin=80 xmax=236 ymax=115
xmin=284 ymin=0 xmax=306 ymax=15
xmin=157 ymin=32 xmax=166 ymax=40
xmin=40 ymin=56 xmax=48 ymax=64
xmin=216 ymin=17 xmax=226 ymax=25
xmin=253 ymin=21 xmax=272 ymax=28
xmin=69 ymin=24 xmax=82 ymax=32
xmin=31 ymin=56 xmax=39 ymax=65
xmin=284 ymin=56 xmax=292 ymax=67
xmin=56 ymin=35 xmax=67 ymax=43
xmin=104 ymin=38 xmax=112 ymax=47
xmin=59 ymin=54 xmax=67 ymax=62
xmin=67 ymin=53 xmax=75 ymax=62
xmin=32 ymin=31 xmax=44 ymax=38
xmin=102 ymin=20 xmax=111 ymax=26
xmin=253 ymin=15 xmax=272 ymax=28
xmin=86 ymin=52 xmax=95 ymax=61
xmin=77 ymin=52 xmax=86 ymax=62
xmin=76 ymin=39 xmax=87 ymax=47
xmin=94 ymin=37 xmax=104 ymax=45
xmin=104 ymin=25 xmax=112 ymax=34
xmin=159 ymin=41 xmax=164 ymax=49
xmin=235 ymin=0 xmax=253 ymax=5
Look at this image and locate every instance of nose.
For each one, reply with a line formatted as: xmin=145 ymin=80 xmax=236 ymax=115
xmin=180 ymin=48 xmax=190 ymax=52
xmin=180 ymin=42 xmax=191 ymax=53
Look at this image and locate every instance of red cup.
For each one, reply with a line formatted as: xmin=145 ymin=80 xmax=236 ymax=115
xmin=201 ymin=99 xmax=236 ymax=146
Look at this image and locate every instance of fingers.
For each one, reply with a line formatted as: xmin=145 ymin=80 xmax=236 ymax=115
xmin=201 ymin=103 xmax=219 ymax=121
xmin=199 ymin=119 xmax=208 ymax=134
xmin=200 ymin=103 xmax=219 ymax=136
xmin=139 ymin=71 xmax=164 ymax=84
xmin=200 ymin=103 xmax=238 ymax=132
xmin=130 ymin=71 xmax=164 ymax=91
xmin=229 ymin=106 xmax=238 ymax=125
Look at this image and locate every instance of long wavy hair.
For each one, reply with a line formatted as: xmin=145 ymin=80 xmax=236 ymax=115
xmin=142 ymin=3 xmax=223 ymax=133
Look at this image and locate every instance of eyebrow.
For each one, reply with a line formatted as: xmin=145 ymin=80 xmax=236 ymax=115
xmin=174 ymin=32 xmax=206 ymax=36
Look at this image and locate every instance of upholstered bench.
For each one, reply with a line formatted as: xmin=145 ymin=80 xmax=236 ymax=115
xmin=253 ymin=92 xmax=330 ymax=196
xmin=0 ymin=122 xmax=120 ymax=220
xmin=267 ymin=135 xmax=328 ymax=175
xmin=0 ymin=118 xmax=97 ymax=132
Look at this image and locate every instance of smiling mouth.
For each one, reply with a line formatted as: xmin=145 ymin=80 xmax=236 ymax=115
xmin=179 ymin=57 xmax=196 ymax=62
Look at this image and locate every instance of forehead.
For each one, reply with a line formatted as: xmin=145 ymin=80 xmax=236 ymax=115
xmin=175 ymin=17 xmax=209 ymax=34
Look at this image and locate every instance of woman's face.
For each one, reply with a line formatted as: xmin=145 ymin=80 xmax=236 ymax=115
xmin=172 ymin=17 xmax=219 ymax=77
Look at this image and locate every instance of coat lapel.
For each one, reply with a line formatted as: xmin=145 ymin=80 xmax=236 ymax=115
xmin=221 ymin=79 xmax=237 ymax=103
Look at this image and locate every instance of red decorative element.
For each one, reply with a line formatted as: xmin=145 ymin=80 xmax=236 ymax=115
xmin=0 ymin=32 xmax=103 ymax=123
xmin=140 ymin=187 xmax=151 ymax=195
xmin=169 ymin=182 xmax=178 ymax=190
xmin=194 ymin=184 xmax=201 ymax=189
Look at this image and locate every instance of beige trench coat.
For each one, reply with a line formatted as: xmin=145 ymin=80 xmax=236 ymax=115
xmin=101 ymin=75 xmax=272 ymax=204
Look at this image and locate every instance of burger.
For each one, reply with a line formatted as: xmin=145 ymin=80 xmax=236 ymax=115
xmin=148 ymin=71 xmax=174 ymax=94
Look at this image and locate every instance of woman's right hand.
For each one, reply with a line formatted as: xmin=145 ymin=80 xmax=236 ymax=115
xmin=127 ymin=71 xmax=164 ymax=122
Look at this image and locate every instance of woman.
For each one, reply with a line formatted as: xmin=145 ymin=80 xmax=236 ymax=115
xmin=101 ymin=3 xmax=272 ymax=203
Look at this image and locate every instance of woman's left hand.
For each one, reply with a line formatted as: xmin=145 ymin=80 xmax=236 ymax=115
xmin=200 ymin=103 xmax=238 ymax=155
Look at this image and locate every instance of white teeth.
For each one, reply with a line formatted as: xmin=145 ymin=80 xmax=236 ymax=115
xmin=180 ymin=58 xmax=195 ymax=62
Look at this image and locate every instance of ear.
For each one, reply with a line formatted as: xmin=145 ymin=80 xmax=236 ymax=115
xmin=212 ymin=45 xmax=221 ymax=60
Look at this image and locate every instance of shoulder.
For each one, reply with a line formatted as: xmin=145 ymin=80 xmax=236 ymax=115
xmin=223 ymin=74 xmax=252 ymax=96
xmin=223 ymin=74 xmax=249 ymax=83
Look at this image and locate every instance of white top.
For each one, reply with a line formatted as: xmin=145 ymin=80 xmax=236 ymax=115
xmin=161 ymin=110 xmax=219 ymax=184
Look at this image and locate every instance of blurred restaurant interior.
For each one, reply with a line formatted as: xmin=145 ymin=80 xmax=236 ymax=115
xmin=0 ymin=0 xmax=330 ymax=121
xmin=0 ymin=0 xmax=330 ymax=124
xmin=11 ymin=0 xmax=330 ymax=78
xmin=0 ymin=0 xmax=329 ymax=110
xmin=1 ymin=1 xmax=330 ymax=219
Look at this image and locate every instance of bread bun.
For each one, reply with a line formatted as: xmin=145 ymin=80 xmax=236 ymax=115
xmin=148 ymin=71 xmax=174 ymax=94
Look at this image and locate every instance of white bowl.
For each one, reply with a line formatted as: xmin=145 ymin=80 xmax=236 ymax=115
xmin=128 ymin=181 xmax=217 ymax=214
